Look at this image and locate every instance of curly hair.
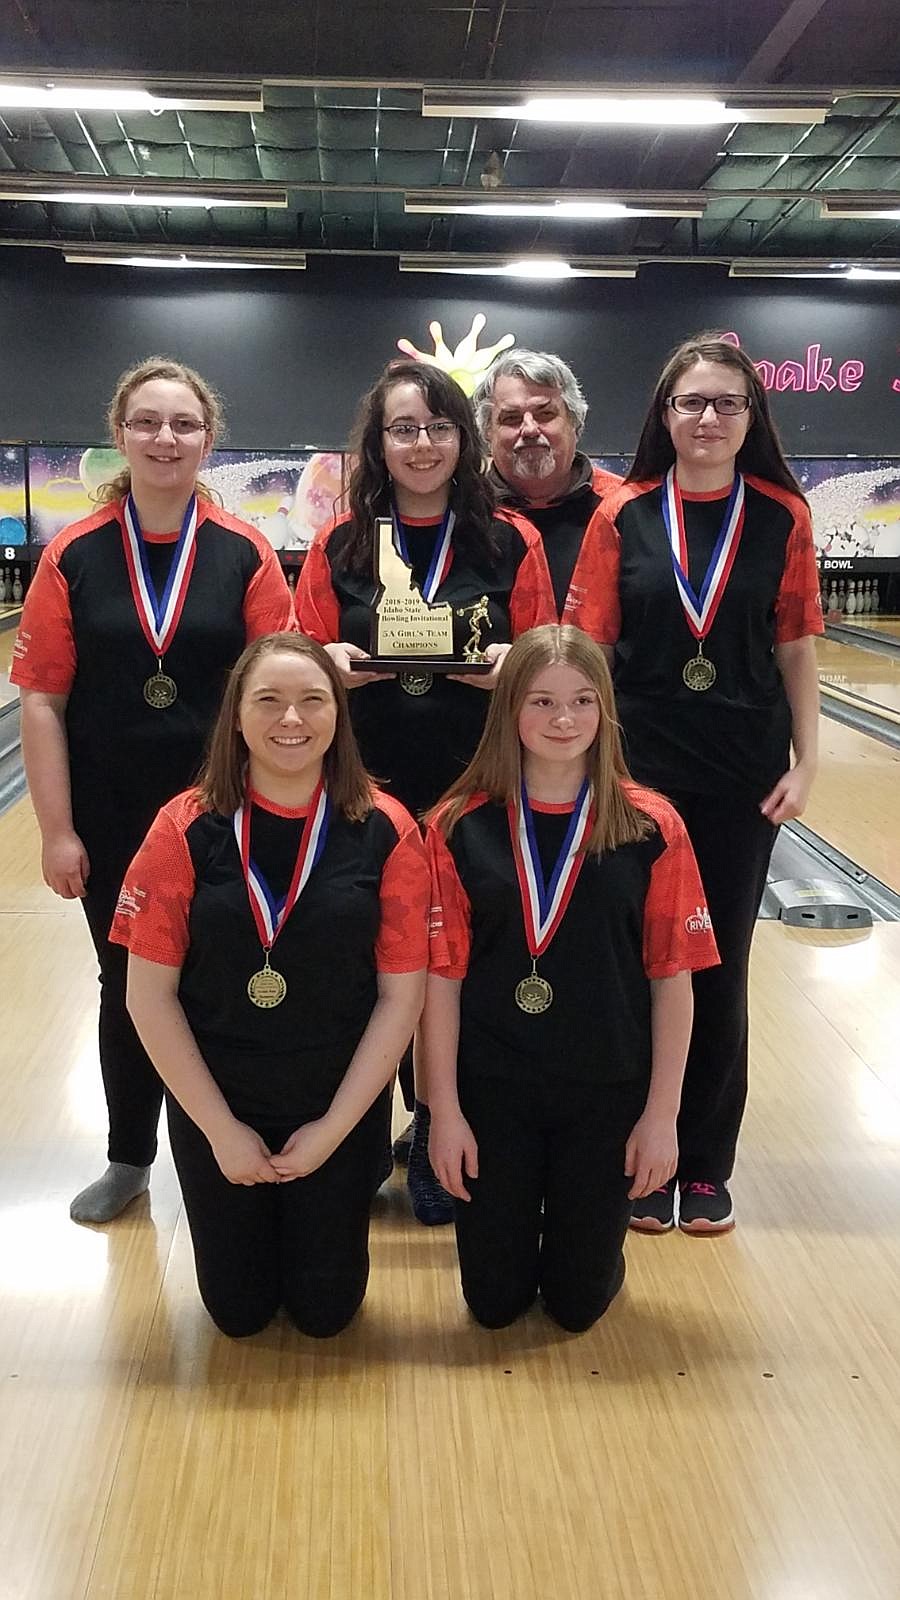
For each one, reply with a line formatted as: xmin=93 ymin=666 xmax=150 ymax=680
xmin=341 ymin=360 xmax=497 ymax=575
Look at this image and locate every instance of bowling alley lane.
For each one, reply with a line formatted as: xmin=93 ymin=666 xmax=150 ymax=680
xmin=0 ymin=618 xmax=21 ymax=711
xmin=816 ymin=632 xmax=900 ymax=721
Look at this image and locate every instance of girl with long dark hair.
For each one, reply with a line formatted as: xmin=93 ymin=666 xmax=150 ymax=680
xmin=581 ymin=334 xmax=823 ymax=1235
xmin=296 ymin=360 xmax=555 ymax=1223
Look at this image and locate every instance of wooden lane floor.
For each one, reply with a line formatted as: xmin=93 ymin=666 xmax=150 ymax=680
xmin=2 ymin=796 xmax=900 ymax=1599
xmin=839 ymin=616 xmax=900 ymax=642
xmin=803 ymin=715 xmax=900 ymax=893
xmin=817 ymin=633 xmax=900 ymax=720
xmin=0 ymin=616 xmax=22 ymax=710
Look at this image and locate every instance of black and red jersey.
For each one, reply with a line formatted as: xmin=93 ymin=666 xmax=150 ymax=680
xmin=295 ymin=509 xmax=555 ymax=816
xmin=11 ymin=498 xmax=293 ymax=853
xmin=489 ymin=454 xmax=622 ymax=620
xmin=427 ymin=783 xmax=718 ymax=1089
xmin=575 ymin=476 xmax=824 ymax=798
xmin=111 ymin=785 xmax=429 ymax=1122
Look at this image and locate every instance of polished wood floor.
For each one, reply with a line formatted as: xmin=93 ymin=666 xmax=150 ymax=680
xmin=2 ymin=739 xmax=900 ymax=1598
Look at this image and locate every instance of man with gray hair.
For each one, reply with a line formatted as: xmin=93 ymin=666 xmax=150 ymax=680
xmin=474 ymin=349 xmax=621 ymax=621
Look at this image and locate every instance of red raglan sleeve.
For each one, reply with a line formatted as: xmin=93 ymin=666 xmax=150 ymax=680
xmin=775 ymin=502 xmax=825 ymax=643
xmin=562 ymin=503 xmax=622 ymax=645
xmin=109 ymin=797 xmax=198 ymax=967
xmin=241 ymin=533 xmax=296 ymax=640
xmin=634 ymin=790 xmax=720 ymax=979
xmin=9 ymin=542 xmax=77 ymax=694
xmin=497 ymin=510 xmax=558 ymax=635
xmin=294 ymin=526 xmax=343 ymax=644
xmin=373 ymin=796 xmax=431 ymax=973
xmin=425 ymin=818 xmax=472 ymax=979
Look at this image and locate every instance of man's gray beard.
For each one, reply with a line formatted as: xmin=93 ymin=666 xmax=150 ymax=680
xmin=511 ymin=446 xmax=556 ymax=480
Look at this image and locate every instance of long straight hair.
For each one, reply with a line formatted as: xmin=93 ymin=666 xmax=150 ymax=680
xmin=429 ymin=626 xmax=653 ymax=854
xmin=95 ymin=355 xmax=223 ymax=506
xmin=627 ymin=333 xmax=805 ymax=499
xmin=197 ymin=633 xmax=373 ymax=820
xmin=341 ymin=360 xmax=497 ymax=575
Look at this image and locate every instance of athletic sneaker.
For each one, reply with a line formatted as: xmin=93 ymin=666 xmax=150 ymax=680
xmin=628 ymin=1178 xmax=676 ymax=1233
xmin=678 ymin=1181 xmax=735 ymax=1234
xmin=391 ymin=1115 xmax=414 ymax=1165
xmin=407 ymin=1102 xmax=455 ymax=1226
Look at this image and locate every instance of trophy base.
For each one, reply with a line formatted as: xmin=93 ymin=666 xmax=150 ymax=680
xmin=350 ymin=658 xmax=493 ymax=674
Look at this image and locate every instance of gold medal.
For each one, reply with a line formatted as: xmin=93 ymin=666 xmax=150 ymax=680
xmin=399 ymin=670 xmax=434 ymax=696
xmin=682 ymin=653 xmax=717 ymax=692
xmin=247 ymin=959 xmax=287 ymax=1009
xmin=515 ymin=970 xmax=553 ymax=1014
xmin=143 ymin=670 xmax=178 ymax=708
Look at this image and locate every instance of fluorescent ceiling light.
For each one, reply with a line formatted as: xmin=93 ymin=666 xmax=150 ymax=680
xmin=400 ymin=253 xmax=635 ymax=278
xmin=421 ymin=90 xmax=830 ymax=127
xmin=820 ymin=200 xmax=900 ymax=221
xmin=0 ymin=79 xmax=263 ymax=112
xmin=846 ymin=266 xmax=900 ymax=281
xmin=729 ymin=260 xmax=900 ymax=279
xmin=0 ymin=183 xmax=287 ymax=210
xmin=404 ymin=194 xmax=704 ymax=220
xmin=63 ymin=250 xmax=306 ymax=270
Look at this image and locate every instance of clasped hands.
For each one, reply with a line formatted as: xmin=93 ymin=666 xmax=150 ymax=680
xmin=212 ymin=1116 xmax=338 ymax=1186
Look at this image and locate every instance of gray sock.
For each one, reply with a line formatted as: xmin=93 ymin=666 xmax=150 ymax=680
xmin=69 ymin=1162 xmax=151 ymax=1224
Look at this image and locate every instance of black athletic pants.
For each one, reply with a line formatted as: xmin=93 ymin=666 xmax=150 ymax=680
xmin=666 ymin=789 xmax=778 ymax=1183
xmin=81 ymin=864 xmax=164 ymax=1168
xmin=166 ymin=1089 xmax=388 ymax=1338
xmin=454 ymin=1072 xmax=646 ymax=1332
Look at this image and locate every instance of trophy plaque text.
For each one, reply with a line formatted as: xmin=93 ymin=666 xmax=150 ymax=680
xmin=350 ymin=518 xmax=491 ymax=677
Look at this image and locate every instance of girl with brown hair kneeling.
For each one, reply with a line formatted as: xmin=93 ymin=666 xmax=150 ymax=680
xmin=111 ymin=635 xmax=428 ymax=1337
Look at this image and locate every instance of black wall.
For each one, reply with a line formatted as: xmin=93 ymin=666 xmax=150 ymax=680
xmin=2 ymin=249 xmax=898 ymax=456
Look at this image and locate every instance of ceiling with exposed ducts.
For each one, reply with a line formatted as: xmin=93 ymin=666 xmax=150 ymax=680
xmin=0 ymin=0 xmax=898 ymax=272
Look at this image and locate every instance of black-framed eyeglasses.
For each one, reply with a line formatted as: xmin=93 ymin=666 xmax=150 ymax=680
xmin=666 ymin=394 xmax=751 ymax=416
xmin=383 ymin=420 xmax=459 ymax=445
xmin=122 ymin=415 xmax=208 ymax=438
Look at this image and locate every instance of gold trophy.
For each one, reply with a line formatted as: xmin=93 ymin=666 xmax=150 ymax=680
xmin=351 ymin=518 xmax=492 ymax=693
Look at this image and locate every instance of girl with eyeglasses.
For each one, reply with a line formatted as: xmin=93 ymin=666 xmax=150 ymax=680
xmin=296 ymin=360 xmax=555 ymax=1224
xmin=422 ymin=626 xmax=718 ymax=1330
xmin=578 ymin=333 xmax=823 ymax=1236
xmin=12 ymin=357 xmax=293 ymax=1224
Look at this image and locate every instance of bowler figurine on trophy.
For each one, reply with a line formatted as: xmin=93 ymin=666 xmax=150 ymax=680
xmin=350 ymin=517 xmax=492 ymax=695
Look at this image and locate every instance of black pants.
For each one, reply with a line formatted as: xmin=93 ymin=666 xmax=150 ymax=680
xmin=454 ymin=1072 xmax=645 ymax=1332
xmin=666 ymin=790 xmax=778 ymax=1183
xmin=166 ymin=1089 xmax=388 ymax=1338
xmin=81 ymin=866 xmax=164 ymax=1168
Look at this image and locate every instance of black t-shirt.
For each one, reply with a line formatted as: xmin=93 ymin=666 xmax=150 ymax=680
xmin=111 ymin=788 xmax=429 ymax=1122
xmin=489 ymin=454 xmax=621 ymax=618
xmin=11 ymin=500 xmax=293 ymax=862
xmin=427 ymin=787 xmax=719 ymax=1088
xmin=296 ymin=511 xmax=553 ymax=816
xmin=586 ymin=477 xmax=823 ymax=799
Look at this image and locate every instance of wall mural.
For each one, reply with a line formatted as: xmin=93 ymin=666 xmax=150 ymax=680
xmin=397 ymin=314 xmax=515 ymax=394
xmin=0 ymin=446 xmax=27 ymax=548
xmin=26 ymin=446 xmax=347 ymax=550
xmin=11 ymin=437 xmax=900 ymax=578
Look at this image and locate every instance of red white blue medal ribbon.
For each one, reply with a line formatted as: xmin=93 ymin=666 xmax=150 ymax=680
xmin=508 ymin=778 xmax=593 ymax=958
xmin=233 ymin=780 xmax=331 ymax=954
xmin=120 ymin=492 xmax=199 ymax=657
xmin=661 ymin=468 xmax=745 ymax=643
xmin=391 ymin=504 xmax=455 ymax=601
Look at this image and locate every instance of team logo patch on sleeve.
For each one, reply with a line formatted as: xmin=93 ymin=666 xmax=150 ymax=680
xmin=114 ymin=883 xmax=146 ymax=921
xmin=685 ymin=904 xmax=713 ymax=934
